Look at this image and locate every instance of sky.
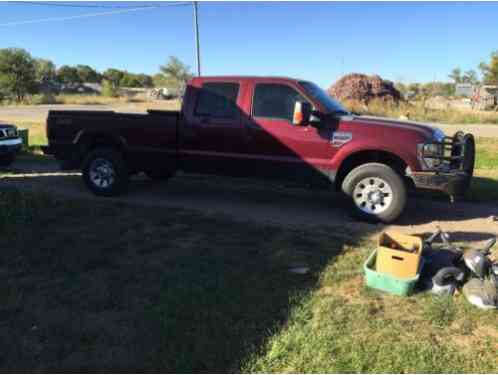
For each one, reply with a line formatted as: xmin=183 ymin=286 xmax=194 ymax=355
xmin=1 ymin=1 xmax=498 ymax=88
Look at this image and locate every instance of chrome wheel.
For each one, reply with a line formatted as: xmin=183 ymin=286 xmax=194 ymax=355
xmin=89 ymin=158 xmax=115 ymax=189
xmin=352 ymin=177 xmax=393 ymax=214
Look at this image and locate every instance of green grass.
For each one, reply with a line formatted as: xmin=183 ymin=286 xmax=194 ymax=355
xmin=467 ymin=137 xmax=498 ymax=202
xmin=243 ymin=254 xmax=498 ymax=373
xmin=0 ymin=188 xmax=497 ymax=372
xmin=13 ymin=121 xmax=46 ymax=145
xmin=0 ymin=188 xmax=352 ymax=372
xmin=474 ymin=138 xmax=498 ymax=169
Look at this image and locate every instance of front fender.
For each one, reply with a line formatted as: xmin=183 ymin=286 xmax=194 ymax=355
xmin=330 ymin=140 xmax=420 ymax=172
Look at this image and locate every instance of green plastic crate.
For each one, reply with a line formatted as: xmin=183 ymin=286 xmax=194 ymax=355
xmin=363 ymin=249 xmax=424 ymax=296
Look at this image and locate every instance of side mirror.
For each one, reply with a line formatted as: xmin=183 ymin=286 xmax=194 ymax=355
xmin=292 ymin=101 xmax=312 ymax=126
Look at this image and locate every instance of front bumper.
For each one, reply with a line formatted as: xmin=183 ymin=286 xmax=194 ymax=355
xmin=411 ymin=170 xmax=471 ymax=198
xmin=0 ymin=138 xmax=22 ymax=155
xmin=411 ymin=132 xmax=475 ymax=199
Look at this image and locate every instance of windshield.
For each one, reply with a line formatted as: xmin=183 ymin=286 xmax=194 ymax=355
xmin=299 ymin=81 xmax=350 ymax=115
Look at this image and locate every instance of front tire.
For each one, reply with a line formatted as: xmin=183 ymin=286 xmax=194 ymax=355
xmin=82 ymin=147 xmax=129 ymax=197
xmin=341 ymin=162 xmax=406 ymax=223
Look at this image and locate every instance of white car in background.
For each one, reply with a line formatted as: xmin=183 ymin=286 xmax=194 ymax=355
xmin=0 ymin=122 xmax=22 ymax=167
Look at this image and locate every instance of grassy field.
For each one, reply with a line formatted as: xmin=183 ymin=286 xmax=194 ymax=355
xmin=467 ymin=138 xmax=498 ymax=202
xmin=345 ymin=99 xmax=498 ymax=125
xmin=1 ymin=94 xmax=147 ymax=106
xmin=0 ymin=188 xmax=496 ymax=372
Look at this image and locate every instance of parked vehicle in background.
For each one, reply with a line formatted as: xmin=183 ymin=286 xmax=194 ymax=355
xmin=472 ymin=85 xmax=498 ymax=111
xmin=43 ymin=76 xmax=475 ymax=223
xmin=0 ymin=122 xmax=22 ymax=167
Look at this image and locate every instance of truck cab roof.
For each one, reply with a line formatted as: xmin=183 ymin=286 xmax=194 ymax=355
xmin=189 ymin=76 xmax=304 ymax=85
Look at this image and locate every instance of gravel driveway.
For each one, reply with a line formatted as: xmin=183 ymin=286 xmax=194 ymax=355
xmin=2 ymin=158 xmax=498 ymax=247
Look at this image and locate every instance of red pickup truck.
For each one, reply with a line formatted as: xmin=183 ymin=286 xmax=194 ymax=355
xmin=43 ymin=76 xmax=475 ymax=223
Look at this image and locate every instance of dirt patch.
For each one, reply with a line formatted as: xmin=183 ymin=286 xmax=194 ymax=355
xmin=451 ymin=322 xmax=498 ymax=352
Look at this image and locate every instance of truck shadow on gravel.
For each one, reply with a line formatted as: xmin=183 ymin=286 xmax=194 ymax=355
xmin=0 ymin=188 xmax=371 ymax=372
xmin=2 ymin=162 xmax=498 ymax=230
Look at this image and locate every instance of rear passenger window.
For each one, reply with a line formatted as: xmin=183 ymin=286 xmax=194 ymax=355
xmin=253 ymin=84 xmax=308 ymax=122
xmin=194 ymin=82 xmax=239 ymax=119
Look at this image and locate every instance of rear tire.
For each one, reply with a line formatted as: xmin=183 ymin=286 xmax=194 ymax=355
xmin=341 ymin=162 xmax=406 ymax=223
xmin=82 ymin=147 xmax=129 ymax=197
xmin=0 ymin=153 xmax=15 ymax=168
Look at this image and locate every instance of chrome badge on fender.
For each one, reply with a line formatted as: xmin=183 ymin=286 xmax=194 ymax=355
xmin=331 ymin=132 xmax=352 ymax=147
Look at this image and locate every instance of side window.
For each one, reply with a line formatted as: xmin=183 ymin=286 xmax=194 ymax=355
xmin=194 ymin=82 xmax=239 ymax=119
xmin=253 ymin=84 xmax=308 ymax=122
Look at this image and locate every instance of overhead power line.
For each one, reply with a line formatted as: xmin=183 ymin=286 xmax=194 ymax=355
xmin=0 ymin=2 xmax=191 ymax=27
xmin=4 ymin=1 xmax=174 ymax=9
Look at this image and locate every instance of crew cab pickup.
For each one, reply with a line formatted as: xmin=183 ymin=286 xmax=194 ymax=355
xmin=0 ymin=122 xmax=22 ymax=167
xmin=43 ymin=76 xmax=475 ymax=223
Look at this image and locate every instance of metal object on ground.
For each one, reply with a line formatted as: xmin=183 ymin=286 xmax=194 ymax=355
xmin=462 ymin=277 xmax=498 ymax=310
xmin=430 ymin=267 xmax=465 ymax=295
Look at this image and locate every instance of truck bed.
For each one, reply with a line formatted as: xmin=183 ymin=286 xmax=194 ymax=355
xmin=45 ymin=109 xmax=180 ymax=170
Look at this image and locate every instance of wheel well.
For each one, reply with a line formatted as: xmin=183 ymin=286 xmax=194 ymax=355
xmin=75 ymin=134 xmax=126 ymax=167
xmin=334 ymin=150 xmax=407 ymax=191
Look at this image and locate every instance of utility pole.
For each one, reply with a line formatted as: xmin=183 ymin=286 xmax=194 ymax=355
xmin=193 ymin=1 xmax=201 ymax=76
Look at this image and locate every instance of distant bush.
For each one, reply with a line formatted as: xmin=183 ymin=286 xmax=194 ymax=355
xmin=101 ymin=79 xmax=119 ymax=98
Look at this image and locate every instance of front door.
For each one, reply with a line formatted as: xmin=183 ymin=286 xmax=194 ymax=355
xmin=246 ymin=83 xmax=333 ymax=183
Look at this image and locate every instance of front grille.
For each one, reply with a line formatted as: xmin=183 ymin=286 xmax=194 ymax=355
xmin=421 ymin=132 xmax=475 ymax=173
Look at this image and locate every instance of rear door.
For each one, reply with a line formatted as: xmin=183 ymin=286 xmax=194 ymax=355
xmin=180 ymin=80 xmax=248 ymax=176
xmin=245 ymin=82 xmax=333 ymax=183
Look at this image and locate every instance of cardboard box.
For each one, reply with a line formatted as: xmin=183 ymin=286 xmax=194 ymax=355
xmin=376 ymin=231 xmax=423 ymax=279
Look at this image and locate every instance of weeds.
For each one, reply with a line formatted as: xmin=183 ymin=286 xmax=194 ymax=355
xmin=422 ymin=295 xmax=457 ymax=328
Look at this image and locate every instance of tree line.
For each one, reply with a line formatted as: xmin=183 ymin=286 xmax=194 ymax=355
xmin=394 ymin=50 xmax=498 ymax=99
xmin=449 ymin=50 xmax=498 ymax=86
xmin=0 ymin=48 xmax=192 ymax=102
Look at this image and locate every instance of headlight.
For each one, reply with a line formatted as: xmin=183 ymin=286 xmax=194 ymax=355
xmin=417 ymin=143 xmax=443 ymax=170
xmin=416 ymin=128 xmax=446 ymax=170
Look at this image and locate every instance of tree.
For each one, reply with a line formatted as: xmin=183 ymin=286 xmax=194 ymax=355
xmin=57 ymin=65 xmax=82 ymax=85
xmin=0 ymin=48 xmax=37 ymax=102
xmin=479 ymin=50 xmax=498 ymax=85
xmin=448 ymin=67 xmax=462 ymax=84
xmin=158 ymin=56 xmax=192 ymax=89
xmin=462 ymin=70 xmax=479 ymax=85
xmin=136 ymin=74 xmax=153 ymax=88
xmin=75 ymin=65 xmax=100 ymax=83
xmin=103 ymin=68 xmax=125 ymax=87
xmin=101 ymin=79 xmax=119 ymax=97
xmin=35 ymin=58 xmax=57 ymax=88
